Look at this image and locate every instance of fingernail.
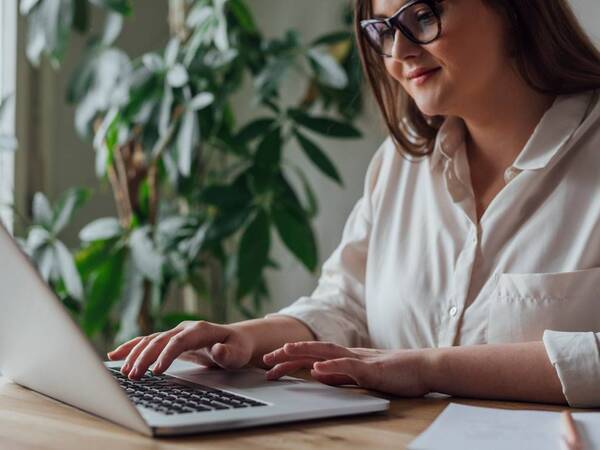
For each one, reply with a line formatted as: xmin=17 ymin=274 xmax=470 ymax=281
xmin=122 ymin=363 xmax=130 ymax=372
xmin=129 ymin=368 xmax=138 ymax=379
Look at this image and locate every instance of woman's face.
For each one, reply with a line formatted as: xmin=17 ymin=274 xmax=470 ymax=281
xmin=371 ymin=0 xmax=512 ymax=117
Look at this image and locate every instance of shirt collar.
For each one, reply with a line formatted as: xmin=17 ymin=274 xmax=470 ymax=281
xmin=428 ymin=90 xmax=597 ymax=172
xmin=512 ymin=90 xmax=596 ymax=170
xmin=429 ymin=115 xmax=466 ymax=171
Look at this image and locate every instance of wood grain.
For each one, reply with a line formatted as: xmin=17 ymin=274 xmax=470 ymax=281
xmin=0 ymin=376 xmax=585 ymax=450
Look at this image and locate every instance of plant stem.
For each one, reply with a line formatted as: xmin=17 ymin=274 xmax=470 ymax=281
xmin=207 ymin=253 xmax=227 ymax=323
xmin=107 ymin=165 xmax=130 ymax=228
xmin=138 ymin=279 xmax=154 ymax=336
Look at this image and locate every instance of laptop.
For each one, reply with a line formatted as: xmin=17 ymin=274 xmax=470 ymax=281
xmin=0 ymin=222 xmax=389 ymax=436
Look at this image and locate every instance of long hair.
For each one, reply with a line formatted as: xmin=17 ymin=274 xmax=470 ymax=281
xmin=354 ymin=0 xmax=600 ymax=157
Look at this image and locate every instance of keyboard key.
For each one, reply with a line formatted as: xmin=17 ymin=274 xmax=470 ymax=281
xmin=108 ymin=367 xmax=267 ymax=415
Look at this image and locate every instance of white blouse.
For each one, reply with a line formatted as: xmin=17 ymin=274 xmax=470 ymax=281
xmin=267 ymin=89 xmax=600 ymax=408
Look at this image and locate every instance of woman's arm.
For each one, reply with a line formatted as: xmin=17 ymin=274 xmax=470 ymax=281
xmin=262 ymin=340 xmax=568 ymax=405
xmin=425 ymin=342 xmax=566 ymax=404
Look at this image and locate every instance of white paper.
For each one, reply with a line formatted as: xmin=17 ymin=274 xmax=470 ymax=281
xmin=408 ymin=403 xmax=600 ymax=450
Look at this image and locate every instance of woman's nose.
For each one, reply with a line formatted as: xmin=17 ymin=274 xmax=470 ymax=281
xmin=389 ymin=28 xmax=421 ymax=61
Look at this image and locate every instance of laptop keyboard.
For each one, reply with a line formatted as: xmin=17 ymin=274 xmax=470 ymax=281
xmin=109 ymin=368 xmax=267 ymax=415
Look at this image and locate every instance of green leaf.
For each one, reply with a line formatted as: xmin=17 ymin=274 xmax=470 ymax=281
xmin=236 ymin=209 xmax=270 ymax=299
xmin=52 ymin=188 xmax=91 ymax=234
xmin=89 ymin=0 xmax=132 ymax=16
xmin=255 ymin=56 xmax=293 ymax=99
xmin=24 ymin=226 xmax=51 ymax=255
xmin=234 ymin=118 xmax=276 ymax=143
xmin=255 ymin=126 xmax=282 ymax=168
xmin=72 ymin=0 xmax=89 ymax=33
xmin=32 ymin=192 xmax=53 ymax=228
xmin=129 ymin=227 xmax=164 ymax=282
xmin=307 ymin=48 xmax=348 ymax=89
xmin=66 ymin=49 xmax=96 ymax=104
xmin=36 ymin=244 xmax=56 ymax=281
xmin=228 ymin=0 xmax=256 ymax=32
xmin=114 ymin=257 xmax=144 ymax=344
xmin=294 ymin=130 xmax=342 ymax=185
xmin=76 ymin=239 xmax=119 ymax=280
xmin=206 ymin=206 xmax=253 ymax=242
xmin=290 ymin=166 xmax=319 ymax=219
xmin=288 ymin=108 xmax=361 ymax=138
xmin=176 ymin=107 xmax=200 ymax=177
xmin=189 ymin=92 xmax=214 ymax=111
xmin=311 ymin=31 xmax=353 ymax=47
xmin=167 ymin=63 xmax=189 ymax=88
xmin=53 ymin=240 xmax=84 ymax=300
xmin=82 ymin=248 xmax=126 ymax=337
xmin=24 ymin=0 xmax=73 ymax=67
xmin=79 ymin=217 xmax=123 ymax=242
xmin=201 ymin=183 xmax=251 ymax=211
xmin=101 ymin=11 xmax=123 ymax=46
xmin=271 ymin=203 xmax=318 ymax=272
xmin=213 ymin=0 xmax=229 ymax=51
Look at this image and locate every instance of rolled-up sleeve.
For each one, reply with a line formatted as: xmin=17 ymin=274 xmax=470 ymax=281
xmin=265 ymin=142 xmax=387 ymax=348
xmin=542 ymin=330 xmax=600 ymax=407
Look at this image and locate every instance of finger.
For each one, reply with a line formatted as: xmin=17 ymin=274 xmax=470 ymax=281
xmin=265 ymin=359 xmax=317 ymax=380
xmin=282 ymin=341 xmax=355 ymax=360
xmin=263 ymin=348 xmax=324 ymax=367
xmin=313 ymin=358 xmax=370 ymax=386
xmin=262 ymin=341 xmax=350 ymax=366
xmin=154 ymin=322 xmax=229 ymax=374
xmin=209 ymin=343 xmax=241 ymax=369
xmin=310 ymin=370 xmax=356 ymax=386
xmin=128 ymin=329 xmax=181 ymax=378
xmin=107 ymin=336 xmax=144 ymax=360
xmin=122 ymin=333 xmax=161 ymax=378
xmin=209 ymin=331 xmax=250 ymax=369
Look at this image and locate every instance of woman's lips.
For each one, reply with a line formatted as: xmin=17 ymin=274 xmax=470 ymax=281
xmin=411 ymin=67 xmax=441 ymax=85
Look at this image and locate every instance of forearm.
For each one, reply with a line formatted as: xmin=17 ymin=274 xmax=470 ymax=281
xmin=425 ymin=342 xmax=566 ymax=404
xmin=231 ymin=315 xmax=316 ymax=368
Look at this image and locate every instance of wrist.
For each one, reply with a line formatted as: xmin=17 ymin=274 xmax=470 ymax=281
xmin=420 ymin=347 xmax=447 ymax=394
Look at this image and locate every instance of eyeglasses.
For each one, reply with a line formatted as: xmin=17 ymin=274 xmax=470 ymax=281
xmin=360 ymin=0 xmax=443 ymax=57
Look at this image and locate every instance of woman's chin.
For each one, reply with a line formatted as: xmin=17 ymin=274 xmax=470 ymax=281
xmin=415 ymin=101 xmax=443 ymax=117
xmin=412 ymin=90 xmax=449 ymax=117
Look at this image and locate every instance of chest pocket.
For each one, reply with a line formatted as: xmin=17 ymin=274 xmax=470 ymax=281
xmin=486 ymin=267 xmax=600 ymax=343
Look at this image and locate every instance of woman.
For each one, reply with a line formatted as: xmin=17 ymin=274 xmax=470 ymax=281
xmin=108 ymin=0 xmax=600 ymax=407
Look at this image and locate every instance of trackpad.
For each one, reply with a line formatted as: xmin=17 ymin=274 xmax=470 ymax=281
xmin=169 ymin=367 xmax=303 ymax=390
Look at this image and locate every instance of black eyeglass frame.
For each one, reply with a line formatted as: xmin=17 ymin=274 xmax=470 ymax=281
xmin=360 ymin=0 xmax=443 ymax=56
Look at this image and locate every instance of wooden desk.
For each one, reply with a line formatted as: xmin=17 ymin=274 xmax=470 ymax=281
xmin=0 ymin=375 xmax=576 ymax=450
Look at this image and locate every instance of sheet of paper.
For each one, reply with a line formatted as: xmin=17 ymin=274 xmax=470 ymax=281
xmin=408 ymin=403 xmax=600 ymax=450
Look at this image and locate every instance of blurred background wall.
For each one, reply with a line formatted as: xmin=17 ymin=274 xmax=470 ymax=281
xmin=14 ymin=0 xmax=600 ymax=318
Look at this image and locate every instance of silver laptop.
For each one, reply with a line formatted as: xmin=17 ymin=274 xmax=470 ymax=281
xmin=0 ymin=222 xmax=389 ymax=436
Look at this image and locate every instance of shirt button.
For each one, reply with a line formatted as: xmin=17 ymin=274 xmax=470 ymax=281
xmin=449 ymin=306 xmax=458 ymax=317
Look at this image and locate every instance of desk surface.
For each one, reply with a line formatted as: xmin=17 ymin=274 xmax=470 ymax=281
xmin=0 ymin=375 xmax=576 ymax=450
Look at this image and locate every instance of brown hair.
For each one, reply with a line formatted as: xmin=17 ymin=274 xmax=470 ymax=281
xmin=354 ymin=0 xmax=600 ymax=158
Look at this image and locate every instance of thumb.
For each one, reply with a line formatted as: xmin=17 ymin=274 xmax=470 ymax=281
xmin=210 ymin=342 xmax=247 ymax=369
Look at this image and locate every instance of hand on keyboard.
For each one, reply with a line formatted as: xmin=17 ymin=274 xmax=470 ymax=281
xmin=107 ymin=321 xmax=254 ymax=380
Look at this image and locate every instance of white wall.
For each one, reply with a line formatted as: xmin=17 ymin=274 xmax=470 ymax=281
xmin=569 ymin=0 xmax=600 ymax=45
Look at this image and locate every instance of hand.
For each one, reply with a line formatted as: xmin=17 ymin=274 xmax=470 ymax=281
xmin=262 ymin=341 xmax=433 ymax=397
xmin=107 ymin=321 xmax=255 ymax=380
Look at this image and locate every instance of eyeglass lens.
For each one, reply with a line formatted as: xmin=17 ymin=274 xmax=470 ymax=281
xmin=363 ymin=2 xmax=439 ymax=56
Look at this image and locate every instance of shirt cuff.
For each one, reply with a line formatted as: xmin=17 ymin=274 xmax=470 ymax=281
xmin=264 ymin=301 xmax=366 ymax=347
xmin=542 ymin=330 xmax=600 ymax=407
